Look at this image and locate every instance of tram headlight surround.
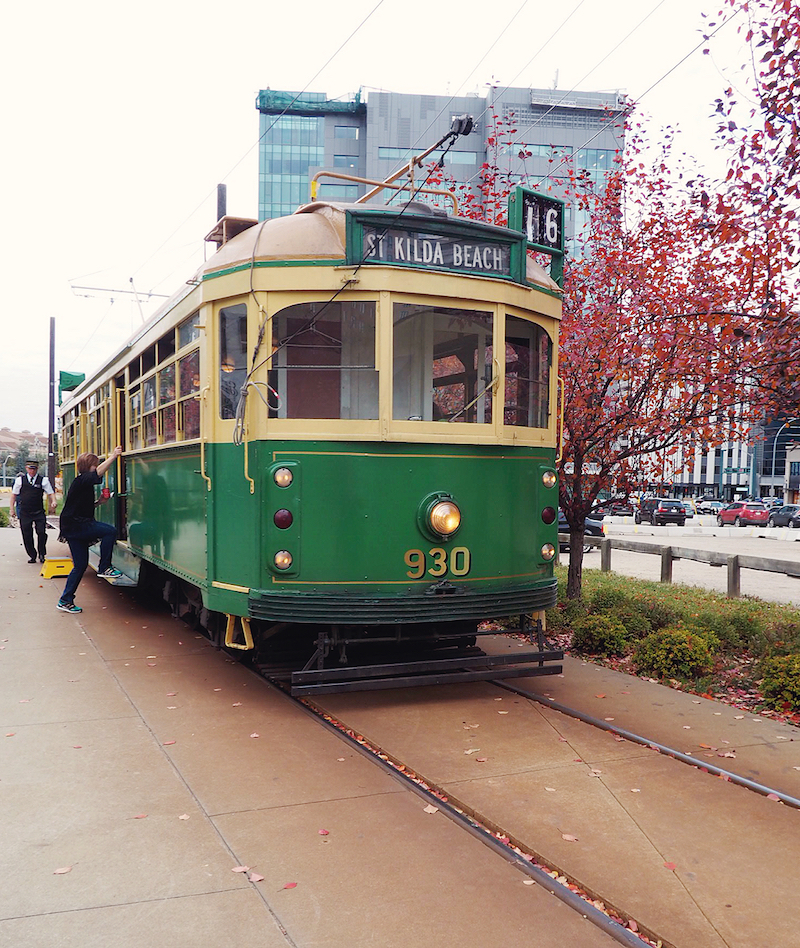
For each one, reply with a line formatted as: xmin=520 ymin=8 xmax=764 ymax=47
xmin=274 ymin=467 xmax=293 ymax=488
xmin=541 ymin=543 xmax=556 ymax=562
xmin=542 ymin=470 xmax=557 ymax=489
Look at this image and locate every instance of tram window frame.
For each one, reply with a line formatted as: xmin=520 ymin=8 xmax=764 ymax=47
xmin=502 ymin=314 xmax=552 ymax=430
xmin=219 ymin=303 xmax=248 ymax=421
xmin=269 ymin=299 xmax=378 ymax=421
xmin=392 ymin=302 xmax=494 ymax=425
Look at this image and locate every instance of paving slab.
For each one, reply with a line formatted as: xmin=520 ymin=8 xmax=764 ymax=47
xmin=321 ymin=678 xmax=800 ymax=948
xmin=1 ymin=528 xmax=623 ymax=948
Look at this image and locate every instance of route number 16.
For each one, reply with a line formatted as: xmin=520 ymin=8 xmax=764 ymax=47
xmin=404 ymin=547 xmax=471 ymax=578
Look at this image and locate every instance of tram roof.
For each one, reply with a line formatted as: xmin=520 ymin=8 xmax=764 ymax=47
xmin=201 ymin=201 xmax=560 ymax=293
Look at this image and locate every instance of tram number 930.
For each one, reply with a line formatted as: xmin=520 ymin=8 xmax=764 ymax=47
xmin=404 ymin=547 xmax=471 ymax=579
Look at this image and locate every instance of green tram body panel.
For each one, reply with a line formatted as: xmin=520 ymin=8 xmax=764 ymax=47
xmin=209 ymin=439 xmax=558 ymax=623
xmin=64 ymin=441 xmax=557 ymax=623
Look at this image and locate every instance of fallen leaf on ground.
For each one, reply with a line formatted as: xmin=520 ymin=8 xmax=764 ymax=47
xmin=179 ymin=814 xmax=190 ymax=820
xmin=250 ymin=733 xmax=260 ymax=738
xmin=595 ymin=694 xmax=606 ymax=698
xmin=476 ymin=757 xmax=488 ymax=762
xmin=232 ymin=866 xmax=250 ymax=873
xmin=464 ymin=748 xmax=481 ymax=755
xmin=664 ymin=862 xmax=677 ymax=870
xmin=767 ymin=793 xmax=781 ymax=801
xmin=523 ymin=879 xmax=535 ymax=885
xmin=163 ymin=740 xmax=176 ymax=746
xmin=545 ymin=787 xmax=557 ymax=792
xmin=318 ymin=829 xmax=330 ymax=835
xmin=561 ymin=833 xmax=579 ymax=842
xmin=498 ymin=710 xmax=509 ymax=714
xmin=249 ymin=872 xmax=264 ymax=882
xmin=283 ymin=882 xmax=298 ymax=889
xmin=132 ymin=814 xmax=147 ymax=819
xmin=423 ymin=804 xmax=438 ymax=814
xmin=53 ymin=866 xmax=72 ymax=874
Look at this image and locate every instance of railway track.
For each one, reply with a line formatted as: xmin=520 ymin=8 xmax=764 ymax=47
xmin=259 ymin=659 xmax=800 ymax=948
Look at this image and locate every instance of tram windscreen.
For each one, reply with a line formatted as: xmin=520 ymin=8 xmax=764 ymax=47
xmin=393 ymin=304 xmax=493 ymax=423
xmin=270 ymin=301 xmax=378 ymax=419
xmin=504 ymin=315 xmax=551 ymax=428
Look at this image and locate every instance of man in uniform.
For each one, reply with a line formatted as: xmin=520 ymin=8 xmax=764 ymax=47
xmin=9 ymin=460 xmax=57 ymax=563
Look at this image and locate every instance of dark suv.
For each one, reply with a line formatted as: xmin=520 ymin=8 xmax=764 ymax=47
xmin=635 ymin=499 xmax=687 ymax=526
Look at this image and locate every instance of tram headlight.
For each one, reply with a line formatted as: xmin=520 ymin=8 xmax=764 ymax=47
xmin=542 ymin=470 xmax=557 ymax=489
xmin=541 ymin=543 xmax=556 ymax=561
xmin=429 ymin=500 xmax=461 ymax=537
xmin=274 ymin=467 xmax=293 ymax=488
xmin=274 ymin=550 xmax=293 ymax=570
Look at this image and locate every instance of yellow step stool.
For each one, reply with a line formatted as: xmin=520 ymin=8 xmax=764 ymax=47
xmin=41 ymin=557 xmax=73 ymax=579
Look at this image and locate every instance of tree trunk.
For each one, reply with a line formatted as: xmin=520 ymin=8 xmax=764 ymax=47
xmin=566 ymin=526 xmax=585 ymax=600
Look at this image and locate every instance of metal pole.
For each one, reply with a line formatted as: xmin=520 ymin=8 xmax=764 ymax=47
xmin=770 ymin=419 xmax=799 ymax=498
xmin=48 ymin=317 xmax=56 ymax=487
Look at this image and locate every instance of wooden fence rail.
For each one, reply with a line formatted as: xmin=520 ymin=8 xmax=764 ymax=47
xmin=558 ymin=534 xmax=800 ymax=599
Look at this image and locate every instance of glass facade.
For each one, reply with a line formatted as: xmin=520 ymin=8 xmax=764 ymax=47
xmin=258 ymin=114 xmax=325 ymax=219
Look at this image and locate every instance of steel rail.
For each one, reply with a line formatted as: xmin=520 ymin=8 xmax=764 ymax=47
xmin=262 ymin=674 xmax=664 ymax=948
xmin=497 ymin=681 xmax=800 ymax=810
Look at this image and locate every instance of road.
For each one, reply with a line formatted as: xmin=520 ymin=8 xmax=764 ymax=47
xmin=569 ymin=517 xmax=800 ymax=607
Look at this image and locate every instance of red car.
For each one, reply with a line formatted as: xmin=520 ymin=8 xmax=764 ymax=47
xmin=717 ymin=501 xmax=770 ymax=527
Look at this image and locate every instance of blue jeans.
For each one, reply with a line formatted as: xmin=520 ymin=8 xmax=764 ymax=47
xmin=60 ymin=521 xmax=118 ymax=605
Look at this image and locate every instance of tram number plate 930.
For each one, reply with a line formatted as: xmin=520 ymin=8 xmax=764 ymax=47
xmin=404 ymin=547 xmax=471 ymax=578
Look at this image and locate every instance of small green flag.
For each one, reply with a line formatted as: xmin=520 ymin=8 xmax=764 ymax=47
xmin=59 ymin=371 xmax=85 ymax=403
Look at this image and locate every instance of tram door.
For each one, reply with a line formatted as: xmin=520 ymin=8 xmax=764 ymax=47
xmin=114 ymin=374 xmax=129 ymax=540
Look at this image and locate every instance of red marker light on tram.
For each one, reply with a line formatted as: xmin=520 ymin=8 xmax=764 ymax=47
xmin=541 ymin=506 xmax=556 ymax=524
xmin=274 ymin=509 xmax=293 ymax=529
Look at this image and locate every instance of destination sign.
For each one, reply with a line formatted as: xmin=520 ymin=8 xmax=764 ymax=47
xmin=362 ymin=225 xmax=512 ymax=276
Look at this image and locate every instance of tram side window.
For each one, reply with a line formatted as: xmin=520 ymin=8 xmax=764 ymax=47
xmin=220 ymin=304 xmax=248 ymax=420
xmin=179 ymin=350 xmax=200 ymax=438
xmin=129 ymin=388 xmax=142 ymax=449
xmin=393 ymin=304 xmax=493 ymax=423
xmin=504 ymin=316 xmax=551 ymax=429
xmin=270 ymin=301 xmax=377 ymax=420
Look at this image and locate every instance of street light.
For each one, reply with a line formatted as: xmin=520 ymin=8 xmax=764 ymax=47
xmin=770 ymin=419 xmax=800 ymax=499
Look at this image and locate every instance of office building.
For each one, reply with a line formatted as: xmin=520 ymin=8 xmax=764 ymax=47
xmin=255 ymin=86 xmax=627 ymax=239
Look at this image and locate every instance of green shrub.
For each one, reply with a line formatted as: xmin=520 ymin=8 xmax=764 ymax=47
xmin=751 ymin=619 xmax=800 ymax=659
xmin=630 ymin=597 xmax=680 ymax=631
xmin=0 ymin=508 xmax=8 ymax=529
xmin=546 ymin=597 xmax=589 ymax=632
xmin=611 ymin=608 xmax=653 ymax=638
xmin=571 ymin=614 xmax=630 ymax=657
xmin=589 ymin=587 xmax=630 ymax=613
xmin=760 ymin=655 xmax=800 ymax=712
xmin=633 ymin=627 xmax=718 ymax=680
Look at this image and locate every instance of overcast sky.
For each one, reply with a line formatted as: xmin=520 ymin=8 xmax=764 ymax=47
xmin=0 ymin=0 xmax=751 ymax=437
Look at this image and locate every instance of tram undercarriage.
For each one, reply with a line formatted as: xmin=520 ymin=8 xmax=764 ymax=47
xmin=142 ymin=563 xmax=563 ymax=696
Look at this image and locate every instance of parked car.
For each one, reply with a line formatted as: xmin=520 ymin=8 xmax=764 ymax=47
xmin=679 ymin=501 xmax=695 ymax=519
xmin=591 ymin=501 xmax=634 ymax=517
xmin=635 ymin=498 xmax=686 ymax=526
xmin=717 ymin=501 xmax=770 ymax=527
xmin=558 ymin=509 xmax=604 ymax=552
xmin=697 ymin=500 xmax=723 ymax=515
xmin=767 ymin=504 xmax=800 ymax=528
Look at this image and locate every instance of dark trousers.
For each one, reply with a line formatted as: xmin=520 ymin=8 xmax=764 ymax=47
xmin=19 ymin=510 xmax=47 ymax=560
xmin=60 ymin=521 xmax=118 ymax=605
